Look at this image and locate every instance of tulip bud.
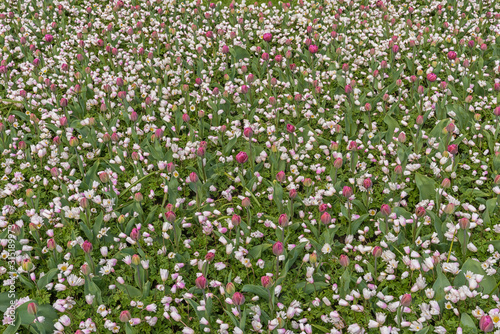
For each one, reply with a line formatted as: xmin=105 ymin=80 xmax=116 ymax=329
xmin=400 ymin=294 xmax=412 ymax=307
xmin=441 ymin=178 xmax=451 ymax=188
xmin=479 ymin=315 xmax=494 ymax=333
xmin=232 ymin=292 xmax=245 ymax=305
xmin=205 ymin=252 xmax=215 ymax=262
xmin=82 ymin=240 xmax=93 ymax=253
xmin=276 ymin=171 xmax=286 ymax=183
xmin=195 ymin=275 xmax=207 ymax=289
xmin=235 ymin=151 xmax=248 ymax=164
xmin=131 ymin=254 xmax=141 ymax=266
xmin=81 ymin=264 xmax=91 ymax=276
xmin=339 ymin=254 xmax=349 ymax=267
xmin=303 ymin=178 xmax=312 ymax=187
xmin=261 ymin=276 xmax=272 ymax=288
xmin=231 ymin=214 xmax=241 ymax=226
xmin=134 ymin=192 xmax=143 ymax=202
xmin=26 ymin=188 xmax=34 ymax=198
xmin=278 ymin=214 xmax=289 ymax=227
xmin=380 ymin=204 xmax=391 ymax=217
xmin=370 ymin=246 xmax=382 ymax=259
xmin=272 ymin=242 xmax=284 ymax=256
xmin=320 ymin=212 xmax=331 ymax=225
xmin=189 ymin=172 xmax=198 ymax=183
xmin=415 ymin=206 xmax=426 ymax=218
xmin=226 ymin=282 xmax=235 ymax=295
xmin=165 ymin=211 xmax=176 ymax=223
xmin=444 ymin=203 xmax=455 ymax=214
xmin=47 ymin=238 xmax=56 ymax=250
xmin=120 ymin=311 xmax=131 ymax=323
xmin=459 ymin=218 xmax=470 ymax=230
xmin=334 ymin=158 xmax=343 ymax=169
xmin=27 ymin=303 xmax=38 ymax=315
xmin=342 ymin=186 xmax=353 ymax=198
xmin=242 ymin=197 xmax=251 ymax=208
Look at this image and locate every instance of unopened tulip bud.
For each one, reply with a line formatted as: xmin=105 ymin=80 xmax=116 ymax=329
xmin=276 ymin=171 xmax=286 ymax=183
xmin=131 ymin=254 xmax=141 ymax=266
xmin=278 ymin=214 xmax=289 ymax=227
xmin=459 ymin=218 xmax=470 ymax=230
xmin=232 ymin=292 xmax=245 ymax=305
xmin=232 ymin=214 xmax=241 ymax=226
xmin=47 ymin=238 xmax=56 ymax=250
xmin=334 ymin=158 xmax=343 ymax=169
xmin=339 ymin=254 xmax=349 ymax=267
xmin=272 ymin=242 xmax=284 ymax=256
xmin=226 ymin=282 xmax=235 ymax=295
xmin=81 ymin=264 xmax=91 ymax=276
xmin=479 ymin=315 xmax=494 ymax=333
xmin=372 ymin=246 xmax=382 ymax=258
xmin=27 ymin=303 xmax=38 ymax=315
xmin=189 ymin=172 xmax=198 ymax=183
xmin=441 ymin=178 xmax=451 ymax=188
xmin=320 ymin=212 xmax=331 ymax=225
xmin=444 ymin=203 xmax=455 ymax=214
xmin=195 ymin=275 xmax=207 ymax=289
xmin=242 ymin=197 xmax=251 ymax=207
xmin=261 ymin=276 xmax=272 ymax=288
xmin=342 ymin=186 xmax=353 ymax=198
xmin=22 ymin=258 xmax=34 ymax=271
xmin=400 ymin=294 xmax=412 ymax=307
xmin=120 ymin=311 xmax=131 ymax=323
xmin=415 ymin=206 xmax=426 ymax=218
xmin=380 ymin=204 xmax=391 ymax=217
xmin=82 ymin=240 xmax=93 ymax=253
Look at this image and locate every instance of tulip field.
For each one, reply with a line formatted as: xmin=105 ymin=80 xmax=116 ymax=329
xmin=1 ymin=0 xmax=500 ymax=333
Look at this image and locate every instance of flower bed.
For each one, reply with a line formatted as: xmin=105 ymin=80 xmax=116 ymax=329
xmin=1 ymin=0 xmax=500 ymax=333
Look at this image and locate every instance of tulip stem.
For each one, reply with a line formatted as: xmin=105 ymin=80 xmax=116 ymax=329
xmin=275 ymin=257 xmax=280 ymax=280
xmin=234 ymin=225 xmax=240 ymax=257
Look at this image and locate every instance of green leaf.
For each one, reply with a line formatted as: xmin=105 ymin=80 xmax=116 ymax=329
xmin=460 ymin=313 xmax=478 ymax=334
xmin=37 ymin=268 xmax=59 ymax=290
xmin=117 ymin=284 xmax=143 ymax=298
xmin=248 ymin=244 xmax=271 ymax=260
xmin=454 ymin=259 xmax=497 ymax=295
xmin=384 ymin=114 xmax=398 ymax=142
xmin=416 ymin=326 xmax=432 ymax=334
xmin=433 ymin=266 xmax=450 ymax=304
xmin=415 ymin=173 xmax=437 ymax=201
xmin=295 ymin=281 xmax=329 ymax=294
xmin=18 ymin=274 xmax=35 ymax=290
xmin=79 ymin=221 xmax=93 ymax=241
xmin=273 ymin=182 xmax=284 ymax=213
xmin=311 ymin=324 xmax=330 ymax=333
xmin=242 ymin=284 xmax=268 ymax=299
xmin=231 ymin=46 xmax=250 ymax=62
xmin=223 ymin=136 xmax=238 ymax=156
xmin=284 ymin=243 xmax=306 ymax=273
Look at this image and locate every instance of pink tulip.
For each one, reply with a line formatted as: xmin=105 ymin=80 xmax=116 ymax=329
xmin=272 ymin=242 xmax=284 ymax=256
xmin=235 ymin=151 xmax=248 ymax=164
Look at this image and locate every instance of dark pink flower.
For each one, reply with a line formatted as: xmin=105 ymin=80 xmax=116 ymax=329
xmin=235 ymin=151 xmax=248 ymax=164
xmin=308 ymin=44 xmax=318 ymax=53
xmin=427 ymin=73 xmax=437 ymax=82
